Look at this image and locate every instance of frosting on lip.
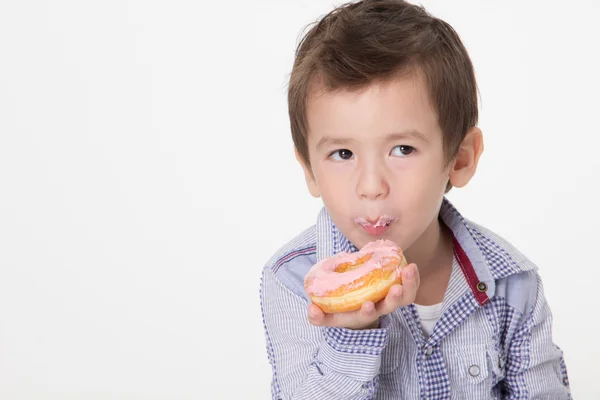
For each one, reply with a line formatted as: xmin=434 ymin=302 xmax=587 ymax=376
xmin=304 ymin=239 xmax=402 ymax=296
xmin=355 ymin=215 xmax=397 ymax=227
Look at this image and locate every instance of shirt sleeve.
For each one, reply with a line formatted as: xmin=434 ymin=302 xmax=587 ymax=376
xmin=260 ymin=266 xmax=390 ymax=400
xmin=503 ymin=271 xmax=571 ymax=399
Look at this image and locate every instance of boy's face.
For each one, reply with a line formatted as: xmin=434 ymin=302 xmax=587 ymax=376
xmin=299 ymin=72 xmax=476 ymax=252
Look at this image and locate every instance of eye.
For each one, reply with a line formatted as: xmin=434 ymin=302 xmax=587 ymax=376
xmin=390 ymin=145 xmax=415 ymax=157
xmin=329 ymin=149 xmax=354 ymax=161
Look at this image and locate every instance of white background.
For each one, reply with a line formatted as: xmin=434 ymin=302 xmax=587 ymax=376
xmin=0 ymin=0 xmax=598 ymax=399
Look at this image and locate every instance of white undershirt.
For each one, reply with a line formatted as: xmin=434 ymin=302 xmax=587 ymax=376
xmin=413 ymin=254 xmax=459 ymax=337
xmin=414 ymin=302 xmax=443 ymax=337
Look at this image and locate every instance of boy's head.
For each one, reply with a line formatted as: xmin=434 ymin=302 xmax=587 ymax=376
xmin=289 ymin=0 xmax=483 ymax=252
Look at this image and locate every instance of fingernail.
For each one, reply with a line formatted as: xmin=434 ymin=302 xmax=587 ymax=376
xmin=406 ymin=268 xmax=414 ymax=278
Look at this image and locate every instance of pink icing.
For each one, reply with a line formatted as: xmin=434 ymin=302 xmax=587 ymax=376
xmin=304 ymin=239 xmax=402 ymax=296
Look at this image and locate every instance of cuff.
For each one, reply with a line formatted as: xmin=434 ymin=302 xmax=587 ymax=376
xmin=316 ymin=317 xmax=390 ymax=381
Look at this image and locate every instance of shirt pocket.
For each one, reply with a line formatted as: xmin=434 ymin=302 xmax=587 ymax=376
xmin=447 ymin=343 xmax=506 ymax=399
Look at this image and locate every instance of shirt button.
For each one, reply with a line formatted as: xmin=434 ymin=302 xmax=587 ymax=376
xmin=424 ymin=347 xmax=433 ymax=357
xmin=468 ymin=365 xmax=481 ymax=377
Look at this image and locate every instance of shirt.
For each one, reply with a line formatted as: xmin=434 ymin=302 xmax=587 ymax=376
xmin=259 ymin=198 xmax=571 ymax=399
xmin=414 ymin=301 xmax=443 ymax=338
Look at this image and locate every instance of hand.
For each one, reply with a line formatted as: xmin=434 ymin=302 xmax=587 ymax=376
xmin=307 ymin=263 xmax=420 ymax=330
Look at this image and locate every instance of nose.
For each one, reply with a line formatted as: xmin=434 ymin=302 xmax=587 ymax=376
xmin=356 ymin=162 xmax=390 ymax=201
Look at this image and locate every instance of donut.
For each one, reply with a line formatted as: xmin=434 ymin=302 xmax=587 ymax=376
xmin=304 ymin=239 xmax=408 ymax=313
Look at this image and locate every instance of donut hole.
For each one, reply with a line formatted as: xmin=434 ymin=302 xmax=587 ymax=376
xmin=334 ymin=253 xmax=373 ymax=273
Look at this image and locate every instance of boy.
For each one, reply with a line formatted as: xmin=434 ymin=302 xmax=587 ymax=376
xmin=260 ymin=0 xmax=571 ymax=398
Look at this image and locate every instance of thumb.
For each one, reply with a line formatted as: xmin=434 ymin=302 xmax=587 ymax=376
xmin=307 ymin=303 xmax=325 ymax=326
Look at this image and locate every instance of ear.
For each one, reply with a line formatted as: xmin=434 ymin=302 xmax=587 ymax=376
xmin=448 ymin=127 xmax=484 ymax=189
xmin=295 ymin=147 xmax=321 ymax=198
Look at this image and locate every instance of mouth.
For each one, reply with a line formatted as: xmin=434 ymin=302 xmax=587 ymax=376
xmin=355 ymin=215 xmax=397 ymax=236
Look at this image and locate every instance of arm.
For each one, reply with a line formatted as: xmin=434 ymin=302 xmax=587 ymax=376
xmin=260 ymin=266 xmax=389 ymax=400
xmin=503 ymin=272 xmax=571 ymax=399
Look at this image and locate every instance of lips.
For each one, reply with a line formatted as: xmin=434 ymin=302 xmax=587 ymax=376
xmin=361 ymin=224 xmax=390 ymax=236
xmin=355 ymin=215 xmax=397 ymax=236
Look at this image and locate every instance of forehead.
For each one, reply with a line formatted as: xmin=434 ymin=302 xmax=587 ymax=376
xmin=305 ymin=72 xmax=442 ymax=146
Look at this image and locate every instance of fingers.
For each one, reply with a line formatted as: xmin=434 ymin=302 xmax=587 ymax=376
xmin=405 ymin=262 xmax=420 ymax=290
xmin=307 ymin=303 xmax=326 ymax=326
xmin=374 ymin=284 xmax=403 ymax=315
xmin=308 ymin=301 xmax=380 ymax=329
xmin=401 ymin=263 xmax=419 ymax=301
xmin=375 ymin=263 xmax=419 ymax=313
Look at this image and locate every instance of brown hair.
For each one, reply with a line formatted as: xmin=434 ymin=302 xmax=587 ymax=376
xmin=288 ymin=0 xmax=478 ymax=170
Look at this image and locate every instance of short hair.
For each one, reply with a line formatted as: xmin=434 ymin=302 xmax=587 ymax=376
xmin=288 ymin=0 xmax=478 ymax=170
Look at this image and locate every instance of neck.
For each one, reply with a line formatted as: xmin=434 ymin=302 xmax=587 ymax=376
xmin=404 ymin=215 xmax=453 ymax=279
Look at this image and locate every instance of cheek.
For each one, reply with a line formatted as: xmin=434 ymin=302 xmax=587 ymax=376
xmin=396 ymin=157 xmax=446 ymax=184
xmin=419 ymin=155 xmax=449 ymax=186
xmin=320 ymin=184 xmax=352 ymax=211
xmin=314 ymin=169 xmax=355 ymax=214
xmin=393 ymin=161 xmax=447 ymax=207
xmin=314 ymin=164 xmax=351 ymax=192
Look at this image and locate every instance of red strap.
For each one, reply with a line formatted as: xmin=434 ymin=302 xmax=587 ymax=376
xmin=451 ymin=233 xmax=489 ymax=306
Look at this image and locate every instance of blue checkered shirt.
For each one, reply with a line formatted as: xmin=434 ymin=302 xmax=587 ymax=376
xmin=260 ymin=198 xmax=571 ymax=399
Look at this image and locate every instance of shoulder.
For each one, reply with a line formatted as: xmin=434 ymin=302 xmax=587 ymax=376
xmin=262 ymin=224 xmax=318 ymax=301
xmin=465 ymin=219 xmax=538 ymax=279
xmin=465 ymin=219 xmax=541 ymax=316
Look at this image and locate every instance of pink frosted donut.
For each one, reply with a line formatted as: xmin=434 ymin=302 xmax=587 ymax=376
xmin=304 ymin=239 xmax=407 ymax=313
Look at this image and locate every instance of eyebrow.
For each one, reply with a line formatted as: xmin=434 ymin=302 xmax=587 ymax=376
xmin=385 ymin=130 xmax=429 ymax=143
xmin=315 ymin=136 xmax=356 ymax=151
xmin=316 ymin=130 xmax=429 ymax=150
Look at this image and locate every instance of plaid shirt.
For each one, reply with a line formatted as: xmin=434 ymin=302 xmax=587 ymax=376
xmin=260 ymin=198 xmax=571 ymax=399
